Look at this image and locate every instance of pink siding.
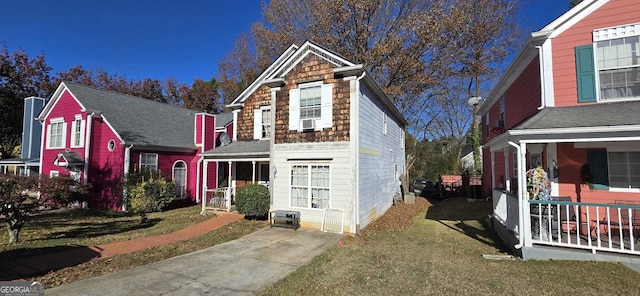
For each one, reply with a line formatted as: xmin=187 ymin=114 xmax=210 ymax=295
xmin=195 ymin=114 xmax=203 ymax=147
xmin=130 ymin=150 xmax=199 ymax=201
xmin=88 ymin=118 xmax=125 ymax=210
xmin=552 ymin=0 xmax=640 ymax=107
xmin=41 ymin=90 xmax=86 ymax=180
xmin=556 ymin=143 xmax=638 ymax=203
xmin=203 ymin=115 xmax=215 ymax=152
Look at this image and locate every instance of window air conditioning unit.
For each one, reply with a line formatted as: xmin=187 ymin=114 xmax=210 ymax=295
xmin=302 ymin=118 xmax=316 ymax=130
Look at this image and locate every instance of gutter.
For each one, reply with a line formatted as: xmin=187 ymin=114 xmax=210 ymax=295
xmin=353 ymin=70 xmax=366 ymax=233
xmin=83 ymin=112 xmax=96 ymax=184
xmin=535 ymin=46 xmax=546 ymax=110
xmin=123 ymin=144 xmax=133 ymax=211
xmin=195 ymin=156 xmax=203 ymax=203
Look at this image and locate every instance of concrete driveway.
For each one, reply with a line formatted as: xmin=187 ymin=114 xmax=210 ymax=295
xmin=46 ymin=227 xmax=343 ymax=296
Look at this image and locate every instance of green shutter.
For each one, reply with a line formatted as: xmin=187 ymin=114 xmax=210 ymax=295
xmin=588 ymin=149 xmax=609 ymax=190
xmin=575 ymin=44 xmax=597 ymax=103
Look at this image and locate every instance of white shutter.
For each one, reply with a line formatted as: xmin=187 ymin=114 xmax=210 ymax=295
xmin=45 ymin=123 xmax=52 ymax=149
xmin=61 ymin=122 xmax=68 ymax=148
xmin=289 ymin=88 xmax=300 ymax=131
xmin=321 ymin=84 xmax=333 ymax=128
xmin=79 ymin=119 xmax=86 ymax=146
xmin=253 ymin=109 xmax=262 ymax=140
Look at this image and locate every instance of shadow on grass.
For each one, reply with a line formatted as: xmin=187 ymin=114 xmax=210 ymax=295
xmin=424 ymin=196 xmax=510 ymax=252
xmin=44 ymin=218 xmax=160 ymax=240
xmin=0 ymin=245 xmax=101 ymax=281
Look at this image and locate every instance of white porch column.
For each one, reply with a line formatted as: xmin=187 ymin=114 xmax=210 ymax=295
xmin=504 ymin=147 xmax=511 ymax=191
xmin=252 ymin=160 xmax=256 ymax=183
xmin=202 ymin=160 xmax=209 ymax=214
xmin=546 ymin=143 xmax=559 ymax=196
xmin=518 ymin=142 xmax=533 ymax=248
xmin=228 ymin=161 xmax=234 ymax=196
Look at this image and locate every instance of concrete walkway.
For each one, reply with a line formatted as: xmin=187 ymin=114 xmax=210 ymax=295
xmin=46 ymin=227 xmax=343 ymax=295
xmin=1 ymin=212 xmax=245 ymax=280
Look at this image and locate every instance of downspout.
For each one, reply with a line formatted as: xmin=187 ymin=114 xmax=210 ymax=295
xmin=536 ymin=46 xmax=546 ymax=110
xmin=508 ymin=141 xmax=525 ymax=249
xmin=123 ymin=144 xmax=133 ymax=211
xmin=83 ymin=112 xmax=95 ymax=184
xmin=353 ymin=70 xmax=366 ymax=233
xmin=195 ymin=157 xmax=203 ymax=203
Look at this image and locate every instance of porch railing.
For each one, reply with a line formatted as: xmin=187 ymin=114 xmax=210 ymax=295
xmin=201 ymin=187 xmax=232 ymax=214
xmin=492 ymin=189 xmax=520 ymax=237
xmin=530 ymin=199 xmax=640 ymax=256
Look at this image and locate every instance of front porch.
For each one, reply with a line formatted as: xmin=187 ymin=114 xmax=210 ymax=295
xmin=199 ymin=140 xmax=270 ymax=214
xmin=491 ymin=189 xmax=640 ymax=261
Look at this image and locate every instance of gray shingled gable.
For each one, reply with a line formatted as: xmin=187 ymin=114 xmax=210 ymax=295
xmin=215 ymin=113 xmax=233 ymax=128
xmin=64 ymin=82 xmax=199 ymax=150
xmin=200 ymin=140 xmax=269 ymax=157
xmin=513 ymin=101 xmax=640 ymax=130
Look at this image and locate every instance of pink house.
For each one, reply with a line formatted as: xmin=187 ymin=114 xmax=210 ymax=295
xmin=483 ymin=0 xmax=640 ymax=261
xmin=38 ymin=81 xmax=232 ymax=210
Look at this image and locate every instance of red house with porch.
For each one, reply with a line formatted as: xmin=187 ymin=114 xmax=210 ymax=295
xmin=38 ymin=81 xmax=232 ymax=210
xmin=482 ymin=0 xmax=640 ymax=261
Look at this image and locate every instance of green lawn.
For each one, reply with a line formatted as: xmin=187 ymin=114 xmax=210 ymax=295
xmin=0 ymin=205 xmax=210 ymax=260
xmin=262 ymin=198 xmax=640 ymax=295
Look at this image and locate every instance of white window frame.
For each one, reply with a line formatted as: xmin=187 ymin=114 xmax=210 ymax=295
xmin=139 ymin=153 xmax=158 ymax=171
xmin=172 ymin=160 xmax=187 ymax=198
xmin=50 ymin=170 xmax=59 ymax=178
xmin=46 ymin=118 xmax=66 ymax=149
xmin=289 ymin=81 xmax=332 ymax=132
xmin=289 ymin=164 xmax=331 ymax=209
xmin=70 ymin=115 xmax=85 ymax=148
xmin=593 ymin=23 xmax=640 ymax=102
xmin=253 ymin=105 xmax=271 ymax=140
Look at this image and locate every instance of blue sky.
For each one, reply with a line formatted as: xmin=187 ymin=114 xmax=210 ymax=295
xmin=1 ymin=0 xmax=570 ymax=85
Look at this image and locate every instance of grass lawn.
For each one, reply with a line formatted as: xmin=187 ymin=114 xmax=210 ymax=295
xmin=0 ymin=205 xmax=210 ymax=260
xmin=262 ymin=197 xmax=640 ymax=295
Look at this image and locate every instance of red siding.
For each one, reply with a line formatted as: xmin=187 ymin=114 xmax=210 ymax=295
xmin=195 ymin=114 xmax=203 ymax=147
xmin=552 ymin=0 xmax=640 ymax=107
xmin=88 ymin=118 xmax=125 ymax=209
xmin=130 ymin=150 xmax=199 ymax=200
xmin=41 ymin=90 xmax=86 ymax=179
xmin=504 ymin=58 xmax=541 ymax=129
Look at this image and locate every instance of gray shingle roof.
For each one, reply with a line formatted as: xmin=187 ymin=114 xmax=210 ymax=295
xmin=200 ymin=140 xmax=269 ymax=158
xmin=64 ymin=82 xmax=230 ymax=150
xmin=513 ymin=101 xmax=640 ymax=130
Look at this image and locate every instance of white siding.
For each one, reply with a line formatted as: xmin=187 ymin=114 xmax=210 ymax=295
xmin=272 ymin=142 xmax=353 ymax=231
xmin=357 ymin=83 xmax=405 ymax=229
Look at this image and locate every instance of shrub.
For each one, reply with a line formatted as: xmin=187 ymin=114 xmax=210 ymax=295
xmin=124 ymin=170 xmax=175 ymax=223
xmin=235 ymin=184 xmax=270 ymax=218
xmin=39 ymin=175 xmax=92 ymax=206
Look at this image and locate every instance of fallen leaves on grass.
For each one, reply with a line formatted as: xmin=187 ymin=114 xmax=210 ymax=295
xmin=361 ymin=197 xmax=431 ymax=235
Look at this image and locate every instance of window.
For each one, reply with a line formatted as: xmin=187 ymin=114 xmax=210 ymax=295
xmin=140 ymin=153 xmax=158 ymax=171
xmin=596 ymin=36 xmax=640 ymax=101
xmin=577 ymin=23 xmax=640 ymax=103
xmin=608 ymin=152 xmax=640 ymax=189
xmin=71 ymin=116 xmax=84 ymax=148
xmin=107 ymin=139 xmax=116 ymax=151
xmin=484 ymin=114 xmax=490 ymax=138
xmin=290 ymin=164 xmax=330 ymax=209
xmin=173 ymin=161 xmax=187 ymax=198
xmin=289 ymin=82 xmax=332 ymax=131
xmin=50 ymin=170 xmax=59 ymax=178
xmin=253 ymin=106 xmax=271 ymax=140
xmin=47 ymin=118 xmax=66 ymax=149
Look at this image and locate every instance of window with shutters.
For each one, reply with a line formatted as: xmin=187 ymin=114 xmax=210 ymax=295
xmin=253 ymin=106 xmax=271 ymax=140
xmin=288 ymin=81 xmax=333 ymax=132
xmin=577 ymin=23 xmax=640 ymax=103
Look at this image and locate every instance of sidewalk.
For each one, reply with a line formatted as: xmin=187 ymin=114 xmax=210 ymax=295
xmin=0 ymin=212 xmax=245 ymax=281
